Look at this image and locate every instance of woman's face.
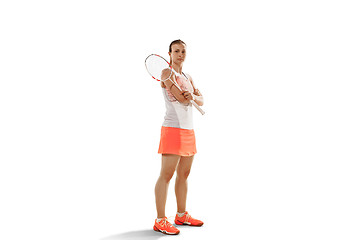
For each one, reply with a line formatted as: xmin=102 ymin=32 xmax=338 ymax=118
xmin=169 ymin=43 xmax=186 ymax=65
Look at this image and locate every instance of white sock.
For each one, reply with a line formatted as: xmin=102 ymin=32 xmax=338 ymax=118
xmin=177 ymin=212 xmax=186 ymax=217
xmin=156 ymin=218 xmax=163 ymax=223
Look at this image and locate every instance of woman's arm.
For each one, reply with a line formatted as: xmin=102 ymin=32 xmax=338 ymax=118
xmin=161 ymin=69 xmax=188 ymax=103
xmin=188 ymin=74 xmax=204 ymax=106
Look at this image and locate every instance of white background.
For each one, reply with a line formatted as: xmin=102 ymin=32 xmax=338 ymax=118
xmin=1 ymin=0 xmax=359 ymax=240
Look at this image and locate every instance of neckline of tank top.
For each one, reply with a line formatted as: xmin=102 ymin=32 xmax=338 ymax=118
xmin=172 ymin=69 xmax=188 ymax=79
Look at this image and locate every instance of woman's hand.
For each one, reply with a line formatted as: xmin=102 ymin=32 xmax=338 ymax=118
xmin=183 ymin=91 xmax=195 ymax=101
xmin=193 ymin=89 xmax=201 ymax=96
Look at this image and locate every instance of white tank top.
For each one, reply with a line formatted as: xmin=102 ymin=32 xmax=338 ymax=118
xmin=161 ymin=71 xmax=194 ymax=130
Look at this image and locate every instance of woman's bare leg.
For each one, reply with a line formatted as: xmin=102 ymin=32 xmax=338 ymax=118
xmin=155 ymin=154 xmax=181 ymax=218
xmin=175 ymin=155 xmax=194 ymax=213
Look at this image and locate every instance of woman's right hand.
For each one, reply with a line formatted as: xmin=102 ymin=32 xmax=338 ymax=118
xmin=183 ymin=91 xmax=195 ymax=102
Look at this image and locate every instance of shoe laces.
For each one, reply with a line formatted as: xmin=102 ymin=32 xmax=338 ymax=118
xmin=160 ymin=217 xmax=175 ymax=228
xmin=182 ymin=212 xmax=198 ymax=223
xmin=185 ymin=213 xmax=191 ymax=222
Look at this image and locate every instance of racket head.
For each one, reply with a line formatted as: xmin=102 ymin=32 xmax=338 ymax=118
xmin=145 ymin=54 xmax=173 ymax=81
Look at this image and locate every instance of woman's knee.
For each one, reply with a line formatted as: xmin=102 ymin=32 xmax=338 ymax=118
xmin=177 ymin=169 xmax=191 ymax=180
xmin=160 ymin=171 xmax=175 ymax=182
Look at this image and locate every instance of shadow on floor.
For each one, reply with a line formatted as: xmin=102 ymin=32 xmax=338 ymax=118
xmin=100 ymin=229 xmax=169 ymax=240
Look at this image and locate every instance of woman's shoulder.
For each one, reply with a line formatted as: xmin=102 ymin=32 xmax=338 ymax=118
xmin=183 ymin=72 xmax=195 ymax=84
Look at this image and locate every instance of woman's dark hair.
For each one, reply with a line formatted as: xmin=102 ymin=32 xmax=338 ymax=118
xmin=169 ymin=39 xmax=186 ymax=52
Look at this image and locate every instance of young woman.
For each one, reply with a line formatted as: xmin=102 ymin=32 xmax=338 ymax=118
xmin=153 ymin=40 xmax=204 ymax=235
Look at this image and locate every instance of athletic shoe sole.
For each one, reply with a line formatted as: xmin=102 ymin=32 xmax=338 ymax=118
xmin=153 ymin=225 xmax=180 ymax=235
xmin=175 ymin=220 xmax=203 ymax=226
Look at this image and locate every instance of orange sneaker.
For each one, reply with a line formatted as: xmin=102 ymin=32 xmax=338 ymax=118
xmin=175 ymin=211 xmax=204 ymax=226
xmin=153 ymin=217 xmax=180 ymax=235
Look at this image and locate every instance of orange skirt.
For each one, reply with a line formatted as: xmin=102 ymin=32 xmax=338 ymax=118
xmin=158 ymin=126 xmax=197 ymax=156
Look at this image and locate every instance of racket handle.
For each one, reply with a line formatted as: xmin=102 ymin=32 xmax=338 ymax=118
xmin=190 ymin=100 xmax=205 ymax=115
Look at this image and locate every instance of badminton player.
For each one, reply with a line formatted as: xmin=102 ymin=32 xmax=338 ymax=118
xmin=153 ymin=40 xmax=204 ymax=235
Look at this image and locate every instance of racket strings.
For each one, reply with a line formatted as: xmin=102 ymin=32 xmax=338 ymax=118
xmin=145 ymin=55 xmax=172 ymax=81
